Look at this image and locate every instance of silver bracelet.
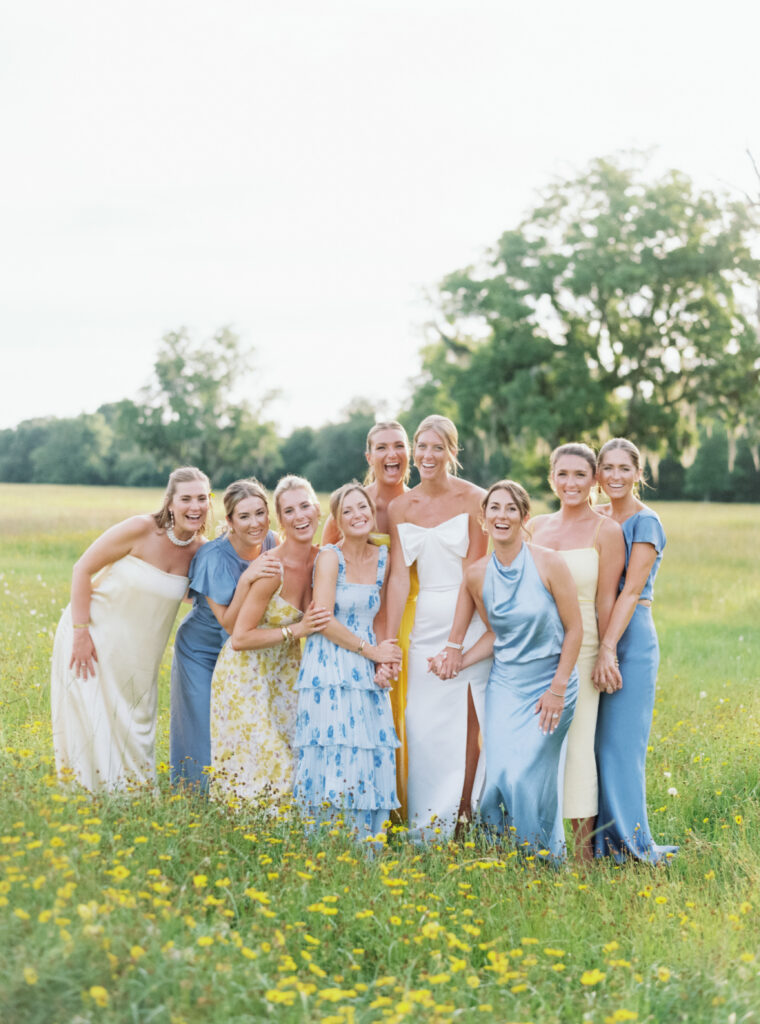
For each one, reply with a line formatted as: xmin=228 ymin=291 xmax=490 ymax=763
xmin=445 ymin=640 xmax=464 ymax=650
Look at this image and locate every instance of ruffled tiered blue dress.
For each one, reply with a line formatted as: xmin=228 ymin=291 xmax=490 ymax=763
xmin=479 ymin=545 xmax=578 ymax=861
xmin=170 ymin=532 xmax=276 ymax=790
xmin=595 ymin=508 xmax=677 ymax=864
xmin=293 ymin=544 xmax=399 ymax=838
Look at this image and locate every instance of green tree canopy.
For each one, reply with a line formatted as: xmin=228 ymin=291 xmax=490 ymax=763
xmin=130 ymin=327 xmax=282 ymax=486
xmin=411 ymin=154 xmax=760 ymax=484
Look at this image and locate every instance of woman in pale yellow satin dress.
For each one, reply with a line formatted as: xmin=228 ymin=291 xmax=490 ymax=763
xmin=530 ymin=444 xmax=625 ymax=862
xmin=321 ymin=421 xmax=417 ymax=819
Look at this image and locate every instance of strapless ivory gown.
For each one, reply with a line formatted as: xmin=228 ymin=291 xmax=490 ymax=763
xmin=397 ymin=513 xmax=491 ymax=836
xmin=51 ymin=555 xmax=187 ymax=792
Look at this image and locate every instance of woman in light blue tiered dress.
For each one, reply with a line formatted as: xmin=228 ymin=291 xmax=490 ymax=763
xmin=431 ymin=480 xmax=582 ymax=861
xmin=293 ymin=482 xmax=402 ymax=840
xmin=592 ymin=438 xmax=677 ymax=864
xmin=170 ymin=479 xmax=278 ymax=791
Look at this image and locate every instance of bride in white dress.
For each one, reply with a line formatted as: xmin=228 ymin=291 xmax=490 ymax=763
xmin=51 ymin=467 xmax=210 ymax=792
xmin=383 ymin=416 xmax=491 ymax=836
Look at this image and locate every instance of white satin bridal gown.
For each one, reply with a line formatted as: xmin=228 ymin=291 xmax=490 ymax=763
xmin=397 ymin=513 xmax=492 ymax=836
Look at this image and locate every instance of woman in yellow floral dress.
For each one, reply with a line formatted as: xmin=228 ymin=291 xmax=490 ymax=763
xmin=209 ymin=476 xmax=330 ymax=805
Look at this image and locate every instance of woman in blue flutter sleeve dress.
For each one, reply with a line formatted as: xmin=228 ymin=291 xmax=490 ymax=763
xmin=293 ymin=482 xmax=402 ymax=842
xmin=592 ymin=438 xmax=678 ymax=864
xmin=170 ymin=479 xmax=279 ymax=791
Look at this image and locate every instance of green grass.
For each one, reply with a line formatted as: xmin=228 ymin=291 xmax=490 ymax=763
xmin=1 ymin=485 xmax=759 ymax=1023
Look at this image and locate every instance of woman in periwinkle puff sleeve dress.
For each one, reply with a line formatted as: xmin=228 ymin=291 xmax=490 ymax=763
xmin=592 ymin=438 xmax=678 ymax=865
xmin=170 ymin=479 xmax=279 ymax=791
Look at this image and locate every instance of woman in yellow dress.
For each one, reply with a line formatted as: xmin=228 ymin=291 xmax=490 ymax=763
xmin=209 ymin=476 xmax=331 ymax=805
xmin=321 ymin=420 xmax=417 ymax=819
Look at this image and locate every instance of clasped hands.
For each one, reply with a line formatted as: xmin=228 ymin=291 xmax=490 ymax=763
xmin=591 ymin=645 xmax=623 ymax=694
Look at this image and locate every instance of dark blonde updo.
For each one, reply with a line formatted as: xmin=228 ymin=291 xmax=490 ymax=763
xmin=223 ymin=478 xmax=269 ymax=520
xmin=481 ymin=479 xmax=531 ymax=521
xmin=152 ymin=466 xmax=211 ymax=530
xmin=329 ymin=481 xmax=377 ymax=534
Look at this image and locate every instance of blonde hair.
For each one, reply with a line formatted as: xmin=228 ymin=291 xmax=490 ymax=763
xmin=223 ymin=478 xmax=269 ymax=520
xmin=598 ymin=437 xmax=642 ymax=472
xmin=153 ymin=466 xmax=210 ymax=530
xmin=412 ymin=415 xmax=462 ymax=475
xmin=364 ymin=420 xmax=411 ymax=485
xmin=598 ymin=437 xmax=645 ymax=495
xmin=272 ymin=475 xmax=320 ymax=524
xmin=549 ymin=442 xmax=597 ymax=476
xmin=329 ymin=481 xmax=377 ymax=534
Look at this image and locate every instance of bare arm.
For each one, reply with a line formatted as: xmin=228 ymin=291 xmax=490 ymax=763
xmin=595 ymin=519 xmax=625 ymax=640
xmin=429 ymin=505 xmax=487 ymax=678
xmin=206 ymin=552 xmax=282 ymax=633
xmin=383 ymin=505 xmax=410 ymax=641
xmin=313 ymin=549 xmax=401 ymax=665
xmin=592 ymin=541 xmax=658 ymax=691
xmin=231 ymin=575 xmax=330 ymax=651
xmin=534 ymin=549 xmax=583 ymax=734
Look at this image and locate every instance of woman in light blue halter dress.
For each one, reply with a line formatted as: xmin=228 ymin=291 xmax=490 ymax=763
xmin=432 ymin=480 xmax=582 ymax=861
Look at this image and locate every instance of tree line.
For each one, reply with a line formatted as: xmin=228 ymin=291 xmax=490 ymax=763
xmin=3 ymin=155 xmax=759 ymax=501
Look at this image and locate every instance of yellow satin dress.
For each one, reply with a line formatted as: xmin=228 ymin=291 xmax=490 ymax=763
xmin=371 ymin=532 xmax=418 ymax=820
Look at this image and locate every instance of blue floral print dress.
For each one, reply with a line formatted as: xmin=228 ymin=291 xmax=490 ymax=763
xmin=293 ymin=544 xmax=399 ymax=839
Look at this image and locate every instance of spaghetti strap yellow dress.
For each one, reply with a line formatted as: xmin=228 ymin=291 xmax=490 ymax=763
xmin=370 ymin=532 xmax=418 ymax=821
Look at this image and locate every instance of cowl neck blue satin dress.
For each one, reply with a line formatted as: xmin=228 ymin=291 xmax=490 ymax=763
xmin=479 ymin=544 xmax=578 ymax=861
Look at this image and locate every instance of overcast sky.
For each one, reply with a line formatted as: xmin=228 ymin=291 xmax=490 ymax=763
xmin=2 ymin=0 xmax=759 ymax=434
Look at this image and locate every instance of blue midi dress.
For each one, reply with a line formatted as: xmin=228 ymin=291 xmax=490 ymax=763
xmin=170 ymin=532 xmax=276 ymax=790
xmin=293 ymin=544 xmax=400 ymax=839
xmin=594 ymin=508 xmax=677 ymax=863
xmin=479 ymin=545 xmax=578 ymax=861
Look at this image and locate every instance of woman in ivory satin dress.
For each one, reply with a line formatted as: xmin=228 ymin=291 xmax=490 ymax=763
xmin=51 ymin=467 xmax=211 ymax=792
xmin=209 ymin=476 xmax=331 ymax=805
xmin=431 ymin=481 xmax=582 ymax=861
xmin=529 ymin=444 xmax=624 ymax=862
xmin=321 ymin=421 xmax=417 ymax=819
xmin=383 ymin=415 xmax=489 ymax=837
xmin=592 ymin=438 xmax=677 ymax=864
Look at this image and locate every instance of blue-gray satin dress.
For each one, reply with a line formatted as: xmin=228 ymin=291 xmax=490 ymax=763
xmin=479 ymin=545 xmax=578 ymax=861
xmin=594 ymin=508 xmax=677 ymax=864
xmin=170 ymin=532 xmax=276 ymax=790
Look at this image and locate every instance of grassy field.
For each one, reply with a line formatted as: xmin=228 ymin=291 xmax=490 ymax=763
xmin=1 ymin=483 xmax=759 ymax=1024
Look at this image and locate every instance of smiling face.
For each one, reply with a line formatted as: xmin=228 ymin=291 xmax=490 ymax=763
xmin=168 ymin=479 xmax=210 ymax=536
xmin=277 ymin=487 xmax=319 ymax=542
xmin=597 ymin=447 xmax=641 ymax=501
xmin=483 ymin=487 xmax=528 ymax=543
xmin=338 ymin=488 xmax=375 ymax=539
xmin=413 ymin=429 xmax=450 ymax=480
xmin=227 ymin=495 xmax=270 ymax=545
xmin=367 ymin=428 xmax=409 ymax=487
xmin=551 ymin=454 xmax=595 ymax=508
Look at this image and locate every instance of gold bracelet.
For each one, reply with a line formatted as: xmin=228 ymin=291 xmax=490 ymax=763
xmin=281 ymin=626 xmax=290 ymax=643
xmin=72 ymin=622 xmax=91 ymax=630
xmin=601 ymin=641 xmax=616 ymax=653
xmin=549 ymin=688 xmax=565 ymax=699
xmin=356 ymin=638 xmax=366 ymax=655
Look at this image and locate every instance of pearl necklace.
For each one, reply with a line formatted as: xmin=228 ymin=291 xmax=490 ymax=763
xmin=166 ymin=525 xmax=196 ymax=547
